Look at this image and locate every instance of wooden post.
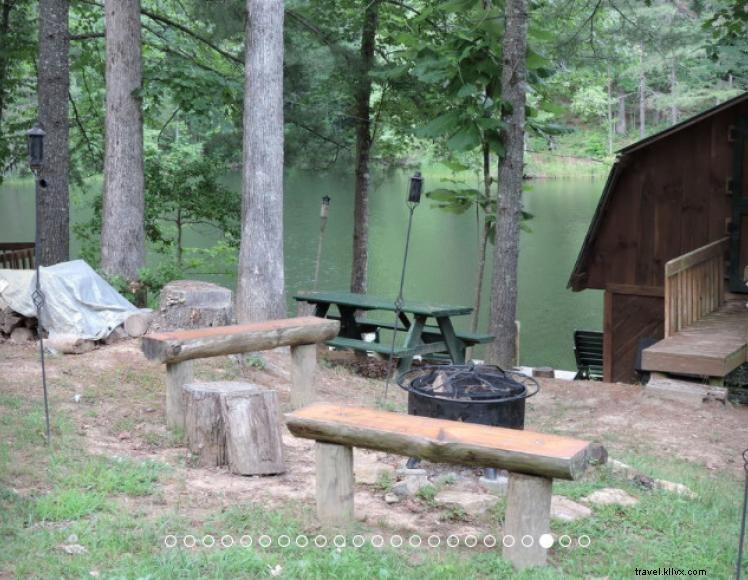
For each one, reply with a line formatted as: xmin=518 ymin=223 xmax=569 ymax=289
xmin=166 ymin=360 xmax=193 ymax=431
xmin=503 ymin=472 xmax=553 ymax=570
xmin=315 ymin=442 xmax=354 ymax=525
xmin=221 ymin=389 xmax=286 ymax=475
xmin=290 ymin=343 xmax=316 ymax=410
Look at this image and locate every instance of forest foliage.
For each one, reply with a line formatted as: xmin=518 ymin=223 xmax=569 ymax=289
xmin=0 ymin=0 xmax=746 ymax=275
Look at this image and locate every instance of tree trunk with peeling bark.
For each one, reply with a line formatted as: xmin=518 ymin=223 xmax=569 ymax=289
xmin=487 ymin=0 xmax=528 ymax=368
xmin=37 ymin=0 xmax=70 ymax=265
xmin=350 ymin=0 xmax=379 ymax=295
xmin=236 ymin=0 xmax=286 ymax=322
xmin=102 ymin=0 xmax=145 ymax=280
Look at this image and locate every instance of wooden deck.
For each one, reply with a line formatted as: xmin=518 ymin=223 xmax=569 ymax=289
xmin=641 ymin=300 xmax=748 ymax=377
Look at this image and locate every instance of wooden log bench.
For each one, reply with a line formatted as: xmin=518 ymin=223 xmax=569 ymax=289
xmin=141 ymin=316 xmax=340 ymax=430
xmin=286 ymin=402 xmax=603 ymax=570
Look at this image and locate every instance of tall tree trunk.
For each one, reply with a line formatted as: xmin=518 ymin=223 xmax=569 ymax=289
xmin=102 ymin=0 xmax=144 ymax=280
xmin=37 ymin=0 xmax=69 ymax=265
xmin=236 ymin=0 xmax=286 ymax=322
xmin=176 ymin=208 xmax=183 ymax=268
xmin=350 ymin=0 xmax=379 ymax=295
xmin=615 ymin=92 xmax=626 ymax=135
xmin=606 ymin=69 xmax=613 ymax=155
xmin=0 ymin=0 xmax=13 ymax=131
xmin=670 ymin=59 xmax=678 ymax=125
xmin=487 ymin=0 xmax=527 ymax=367
xmin=639 ymin=44 xmax=646 ymax=139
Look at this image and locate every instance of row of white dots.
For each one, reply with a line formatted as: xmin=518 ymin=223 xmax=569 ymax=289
xmin=163 ymin=533 xmax=591 ymax=550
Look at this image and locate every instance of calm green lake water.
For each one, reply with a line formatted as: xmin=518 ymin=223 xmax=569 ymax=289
xmin=0 ymin=169 xmax=603 ymax=369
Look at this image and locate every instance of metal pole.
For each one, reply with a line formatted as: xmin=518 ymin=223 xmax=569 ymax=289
xmin=737 ymin=448 xmax=748 ymax=579
xmin=381 ymin=173 xmax=423 ymax=401
xmin=32 ymin=170 xmax=51 ymax=444
xmin=382 ymin=202 xmax=417 ymax=401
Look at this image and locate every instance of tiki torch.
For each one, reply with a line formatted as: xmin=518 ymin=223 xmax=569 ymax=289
xmin=312 ymin=195 xmax=331 ymax=291
xmin=383 ymin=172 xmax=423 ymax=400
xmin=26 ymin=122 xmax=51 ymax=444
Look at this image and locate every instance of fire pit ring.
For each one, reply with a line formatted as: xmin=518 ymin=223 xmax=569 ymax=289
xmin=398 ymin=364 xmax=539 ymax=430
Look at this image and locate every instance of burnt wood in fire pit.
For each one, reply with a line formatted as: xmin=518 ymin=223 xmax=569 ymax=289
xmin=399 ymin=364 xmax=539 ymax=428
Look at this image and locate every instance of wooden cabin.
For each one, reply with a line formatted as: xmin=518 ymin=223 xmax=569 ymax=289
xmin=568 ymin=92 xmax=748 ymax=384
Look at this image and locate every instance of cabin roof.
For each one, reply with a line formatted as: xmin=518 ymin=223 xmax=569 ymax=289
xmin=567 ymin=91 xmax=748 ymax=292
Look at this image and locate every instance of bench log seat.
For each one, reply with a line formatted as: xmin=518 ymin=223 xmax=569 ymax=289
xmin=141 ymin=316 xmax=340 ymax=429
xmin=286 ymin=402 xmax=603 ymax=570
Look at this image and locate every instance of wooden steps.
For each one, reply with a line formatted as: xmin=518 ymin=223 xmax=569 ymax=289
xmin=641 ymin=300 xmax=748 ymax=377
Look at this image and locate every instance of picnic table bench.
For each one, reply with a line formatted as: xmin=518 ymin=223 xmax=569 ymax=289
xmin=294 ymin=291 xmax=493 ymax=372
xmin=286 ymin=402 xmax=603 ymax=570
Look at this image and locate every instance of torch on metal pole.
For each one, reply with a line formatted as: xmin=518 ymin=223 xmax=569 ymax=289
xmin=382 ymin=172 xmax=423 ymax=402
xmin=26 ymin=122 xmax=51 ymax=444
xmin=312 ymin=196 xmax=331 ymax=291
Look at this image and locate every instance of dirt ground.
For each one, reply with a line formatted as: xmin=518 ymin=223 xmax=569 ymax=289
xmin=2 ymin=338 xmax=747 ymax=537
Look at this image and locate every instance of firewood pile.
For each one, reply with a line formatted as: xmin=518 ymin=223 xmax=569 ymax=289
xmin=0 ymin=304 xmax=153 ymax=352
xmin=0 ymin=306 xmax=38 ymax=343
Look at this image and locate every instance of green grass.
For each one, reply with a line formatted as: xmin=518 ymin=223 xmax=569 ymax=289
xmin=1 ymin=457 xmax=745 ymax=578
xmin=51 ymin=454 xmax=167 ymax=496
xmin=548 ymin=457 xmax=745 ymax=577
xmin=33 ymin=488 xmax=109 ymax=521
xmin=0 ymin=378 xmax=745 ymax=578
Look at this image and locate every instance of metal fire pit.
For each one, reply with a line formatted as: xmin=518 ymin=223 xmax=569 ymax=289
xmin=397 ymin=364 xmax=539 ymax=430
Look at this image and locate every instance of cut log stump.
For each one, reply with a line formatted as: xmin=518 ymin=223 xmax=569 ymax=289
xmin=124 ymin=309 xmax=154 ymax=338
xmin=183 ymin=381 xmax=258 ymax=467
xmin=221 ymin=388 xmax=286 ymax=475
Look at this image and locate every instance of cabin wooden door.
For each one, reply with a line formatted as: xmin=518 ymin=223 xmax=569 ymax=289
xmin=728 ymin=116 xmax=748 ymax=293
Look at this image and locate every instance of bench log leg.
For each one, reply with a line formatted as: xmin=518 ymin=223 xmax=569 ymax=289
xmin=290 ymin=344 xmax=316 ymax=410
xmin=166 ymin=360 xmax=193 ymax=431
xmin=315 ymin=442 xmax=354 ymax=525
xmin=503 ymin=472 xmax=552 ymax=570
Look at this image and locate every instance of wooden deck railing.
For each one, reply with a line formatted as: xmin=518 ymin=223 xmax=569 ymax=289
xmin=0 ymin=243 xmax=35 ymax=270
xmin=664 ymin=237 xmax=728 ymax=338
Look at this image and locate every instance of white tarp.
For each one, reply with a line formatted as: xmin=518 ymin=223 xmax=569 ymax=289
xmin=0 ymin=259 xmax=137 ymax=340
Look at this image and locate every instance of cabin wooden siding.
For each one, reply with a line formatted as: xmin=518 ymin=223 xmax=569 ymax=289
xmin=570 ymin=95 xmax=748 ymax=383
xmin=581 ymin=104 xmax=742 ymax=291
xmin=604 ymin=290 xmax=664 ymax=383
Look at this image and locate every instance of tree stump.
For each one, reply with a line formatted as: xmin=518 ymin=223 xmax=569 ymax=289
xmin=220 ymin=388 xmax=286 ymax=475
xmin=183 ymin=382 xmax=259 ymax=467
xmin=155 ymin=280 xmax=233 ymax=332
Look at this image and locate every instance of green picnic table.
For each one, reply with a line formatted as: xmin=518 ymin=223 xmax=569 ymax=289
xmin=294 ymin=291 xmax=494 ymax=374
